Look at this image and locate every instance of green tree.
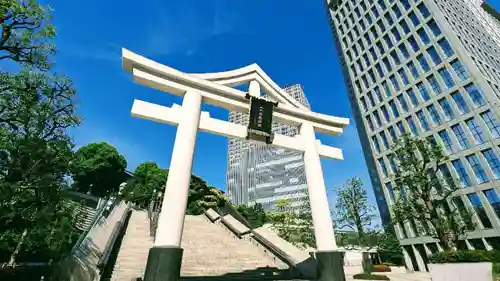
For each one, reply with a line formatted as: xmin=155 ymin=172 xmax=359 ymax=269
xmin=0 ymin=71 xmax=80 ymax=263
xmin=391 ymin=134 xmax=474 ymax=251
xmin=186 ymin=175 xmax=226 ymax=215
xmin=237 ymin=203 xmax=267 ymax=228
xmin=0 ymin=0 xmax=56 ymax=70
xmin=334 ymin=177 xmax=377 ymax=246
xmin=70 ymin=142 xmax=127 ymax=197
xmin=120 ymin=162 xmax=168 ymax=209
xmin=377 ymin=226 xmax=404 ymax=265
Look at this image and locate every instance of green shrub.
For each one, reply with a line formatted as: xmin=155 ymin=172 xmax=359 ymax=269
xmin=353 ymin=273 xmax=390 ymax=280
xmin=372 ymin=264 xmax=391 ymax=272
xmin=429 ymin=250 xmax=500 ymax=264
xmin=493 ymin=263 xmax=500 ymax=275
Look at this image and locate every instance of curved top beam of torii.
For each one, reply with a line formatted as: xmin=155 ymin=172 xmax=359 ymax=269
xmin=122 ymin=48 xmax=349 ymax=136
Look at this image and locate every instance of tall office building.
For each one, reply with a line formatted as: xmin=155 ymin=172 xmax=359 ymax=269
xmin=226 ymin=84 xmax=311 ymax=212
xmin=326 ymin=0 xmax=500 ymax=271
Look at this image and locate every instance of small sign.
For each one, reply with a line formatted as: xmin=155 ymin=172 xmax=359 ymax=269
xmin=246 ymin=94 xmax=277 ymax=144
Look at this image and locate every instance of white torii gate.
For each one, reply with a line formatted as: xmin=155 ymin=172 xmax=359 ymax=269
xmin=122 ymin=48 xmax=349 ymax=281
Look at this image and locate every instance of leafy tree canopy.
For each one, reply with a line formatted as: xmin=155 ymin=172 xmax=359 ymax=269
xmin=70 ymin=142 xmax=127 ymax=197
xmin=120 ymin=162 xmax=168 ymax=209
xmin=391 ymin=134 xmax=474 ymax=251
xmin=334 ymin=177 xmax=377 ymax=243
xmin=0 ymin=0 xmax=56 ymax=70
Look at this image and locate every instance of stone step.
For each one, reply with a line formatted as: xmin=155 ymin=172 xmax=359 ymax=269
xmin=110 ymin=209 xmax=153 ymax=281
xmin=180 ymin=215 xmax=289 ymax=277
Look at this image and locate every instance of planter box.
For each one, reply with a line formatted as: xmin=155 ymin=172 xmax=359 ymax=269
xmin=428 ymin=262 xmax=492 ymax=281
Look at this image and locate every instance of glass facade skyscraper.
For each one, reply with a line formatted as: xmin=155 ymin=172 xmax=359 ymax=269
xmin=226 ymin=84 xmax=311 ymax=212
xmin=327 ymin=0 xmax=500 ymax=271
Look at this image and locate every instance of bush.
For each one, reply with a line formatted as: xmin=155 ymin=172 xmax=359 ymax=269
xmin=372 ymin=264 xmax=392 ymax=272
xmin=429 ymin=250 xmax=500 ymax=264
xmin=353 ymin=273 xmax=390 ymax=280
xmin=493 ymin=263 xmax=500 ymax=275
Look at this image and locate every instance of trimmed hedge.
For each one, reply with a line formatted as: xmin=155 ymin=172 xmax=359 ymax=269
xmin=429 ymin=250 xmax=500 ymax=264
xmin=372 ymin=264 xmax=392 ymax=272
xmin=353 ymin=273 xmax=390 ymax=280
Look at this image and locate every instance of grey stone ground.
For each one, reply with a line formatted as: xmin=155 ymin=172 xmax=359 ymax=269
xmin=345 ymin=272 xmax=431 ymax=281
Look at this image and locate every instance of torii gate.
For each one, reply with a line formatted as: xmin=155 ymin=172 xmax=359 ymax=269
xmin=122 ymin=48 xmax=349 ymax=281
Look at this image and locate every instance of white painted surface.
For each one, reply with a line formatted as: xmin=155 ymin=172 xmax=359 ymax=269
xmin=131 ymin=99 xmax=344 ymax=160
xmin=301 ymin=123 xmax=337 ymax=251
xmin=428 ymin=263 xmax=492 ymax=281
xmin=122 ymin=48 xmax=349 ymax=135
xmin=154 ymin=91 xmax=202 ymax=247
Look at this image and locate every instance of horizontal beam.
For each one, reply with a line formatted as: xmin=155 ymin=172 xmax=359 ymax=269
xmin=130 ymin=100 xmax=343 ymax=161
xmin=123 ymin=48 xmax=349 ymax=136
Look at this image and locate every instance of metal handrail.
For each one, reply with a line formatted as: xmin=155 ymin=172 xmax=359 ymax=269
xmin=96 ymin=206 xmax=131 ymax=271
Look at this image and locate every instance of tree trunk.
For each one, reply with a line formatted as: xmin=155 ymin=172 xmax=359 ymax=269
xmin=6 ymin=229 xmax=28 ymax=267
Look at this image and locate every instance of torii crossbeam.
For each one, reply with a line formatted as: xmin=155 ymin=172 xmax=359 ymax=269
xmin=122 ymin=48 xmax=350 ymax=281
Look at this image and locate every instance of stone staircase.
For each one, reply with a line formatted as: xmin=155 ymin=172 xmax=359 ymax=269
xmin=110 ymin=209 xmax=153 ymax=280
xmin=180 ymin=215 xmax=289 ymax=277
xmin=108 ymin=211 xmax=294 ymax=280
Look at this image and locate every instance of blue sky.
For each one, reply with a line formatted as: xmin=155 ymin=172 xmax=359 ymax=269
xmin=43 ymin=0 xmax=500 ymax=221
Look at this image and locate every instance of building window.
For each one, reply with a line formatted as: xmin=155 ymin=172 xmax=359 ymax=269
xmin=407 ymin=116 xmax=419 ymax=136
xmin=408 ymin=11 xmax=420 ymax=27
xmin=427 ymin=74 xmax=442 ymax=94
xmin=390 ymin=75 xmax=399 ymax=91
xmin=386 ymin=182 xmax=395 ymax=201
xmin=389 ymin=100 xmax=400 ymax=118
xmin=380 ymin=131 xmax=390 ymax=149
xmin=372 ymin=136 xmax=381 ymax=153
xmin=408 ymin=35 xmax=419 ymax=52
xmin=397 ymin=121 xmax=406 ymax=135
xmin=407 ymin=89 xmax=419 ymax=107
xmin=407 ymin=61 xmax=419 ymax=79
xmin=374 ymin=110 xmax=382 ymax=126
xmin=466 ymin=154 xmax=489 ymax=184
xmin=465 ymin=84 xmax=485 ymax=107
xmin=438 ymin=129 xmax=454 ymax=153
xmin=383 ymin=57 xmax=392 ymax=72
xmin=388 ymin=126 xmax=397 ymax=142
xmin=466 ymin=118 xmax=486 ymax=145
xmin=399 ymin=43 xmax=410 ymax=59
xmin=451 ymin=91 xmax=470 ymax=115
xmin=483 ymin=149 xmax=500 ymax=179
xmin=427 ymin=104 xmax=442 ymax=125
xmin=481 ymin=110 xmax=500 ymax=138
xmin=484 ymin=189 xmax=500 ymax=220
xmin=383 ymin=81 xmax=391 ymax=98
xmin=417 ymin=110 xmax=430 ymax=131
xmin=392 ymin=3 xmax=402 ymax=18
xmin=452 ymin=159 xmax=472 ymax=187
xmin=427 ymin=19 xmax=442 ymax=36
xmin=375 ymin=86 xmax=383 ymax=102
xmin=391 ymin=27 xmax=401 ymax=42
xmin=399 ymin=18 xmax=410 ymax=33
xmin=379 ymin=158 xmax=388 ymax=177
xmin=384 ymin=34 xmax=394 ymax=49
xmin=360 ymin=96 xmax=368 ymax=111
xmin=381 ymin=105 xmax=390 ymax=122
xmin=385 ymin=12 xmax=394 ymax=26
xmin=368 ymin=92 xmax=376 ymax=107
xmin=417 ymin=28 xmax=430 ymax=45
xmin=427 ymin=46 xmax=442 ymax=65
xmin=417 ymin=54 xmax=430 ymax=72
xmin=417 ymin=3 xmax=430 ymax=18
xmin=398 ymin=68 xmax=409 ymax=86
xmin=437 ymin=38 xmax=454 ymax=58
xmin=452 ymin=123 xmax=470 ymax=150
xmin=467 ymin=193 xmax=493 ymax=228
xmin=450 ymin=60 xmax=469 ymax=81
xmin=438 ymin=68 xmax=455 ymax=89
xmin=438 ymin=98 xmax=455 ymax=121
xmin=389 ymin=155 xmax=398 ymax=173
xmin=417 ymin=82 xmax=430 ymax=101
xmin=398 ymin=94 xmax=409 ymax=113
